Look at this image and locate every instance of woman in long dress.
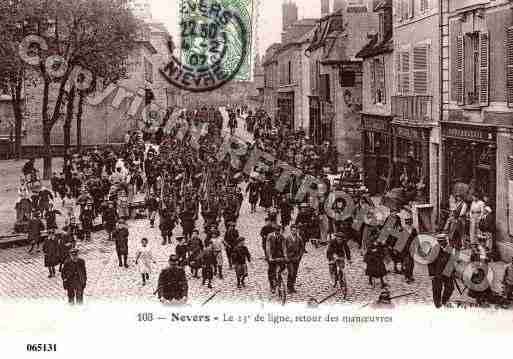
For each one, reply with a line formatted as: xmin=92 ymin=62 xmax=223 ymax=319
xmin=469 ymin=194 xmax=485 ymax=244
xmin=135 ymin=238 xmax=156 ymax=286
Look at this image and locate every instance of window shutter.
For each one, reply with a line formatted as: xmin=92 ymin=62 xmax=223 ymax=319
xmin=479 ymin=31 xmax=489 ymax=107
xmin=506 ymin=27 xmax=513 ymax=107
xmin=370 ymin=60 xmax=376 ymax=103
xmin=456 ymin=35 xmax=465 ymax=105
xmin=381 ymin=57 xmax=387 ymax=104
xmin=310 ymin=61 xmax=315 ymax=92
xmin=420 ymin=0 xmax=429 ymax=13
xmin=396 ymin=51 xmax=402 ymax=93
xmin=408 ymin=0 xmax=414 ymax=18
xmin=413 ymin=45 xmax=429 ymax=95
xmin=401 ymin=50 xmax=410 ymax=94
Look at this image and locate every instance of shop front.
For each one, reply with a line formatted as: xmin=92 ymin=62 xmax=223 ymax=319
xmin=391 ymin=123 xmax=431 ymax=202
xmin=441 ymin=123 xmax=497 ymax=214
xmin=392 ymin=123 xmax=434 ymax=232
xmin=360 ymin=114 xmax=392 ymax=195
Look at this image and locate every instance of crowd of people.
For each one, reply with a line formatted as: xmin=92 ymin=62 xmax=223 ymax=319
xmin=10 ymin=104 xmax=513 ymax=307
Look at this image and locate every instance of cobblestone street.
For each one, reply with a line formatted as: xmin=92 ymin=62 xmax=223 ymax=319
xmin=0 ymin=113 xmax=508 ymax=307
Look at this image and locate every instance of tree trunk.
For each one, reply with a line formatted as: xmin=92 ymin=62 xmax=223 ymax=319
xmin=10 ymin=96 xmax=23 ymax=160
xmin=76 ymin=91 xmax=84 ymax=151
xmin=63 ymin=86 xmax=76 ymax=153
xmin=13 ymin=103 xmax=23 ymax=160
xmin=42 ymin=123 xmax=52 ymax=180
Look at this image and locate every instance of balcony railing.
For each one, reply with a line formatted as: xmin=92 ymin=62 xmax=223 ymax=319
xmin=392 ymin=95 xmax=433 ymax=123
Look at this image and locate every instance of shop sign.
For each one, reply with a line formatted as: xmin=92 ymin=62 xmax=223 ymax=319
xmin=347 ymin=6 xmax=367 ymax=13
xmin=362 ymin=116 xmax=388 ymax=132
xmin=442 ymin=125 xmax=495 ymax=143
xmin=394 ymin=126 xmax=424 ymax=141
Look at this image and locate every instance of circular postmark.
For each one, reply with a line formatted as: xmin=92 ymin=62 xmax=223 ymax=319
xmin=160 ymin=0 xmax=249 ymax=93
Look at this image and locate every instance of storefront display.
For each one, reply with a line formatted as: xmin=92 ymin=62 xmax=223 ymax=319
xmin=442 ymin=123 xmax=496 ymax=211
xmin=391 ymin=123 xmax=431 ymax=203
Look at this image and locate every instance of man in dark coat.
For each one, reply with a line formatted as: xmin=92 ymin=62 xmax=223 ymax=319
xmin=400 ymin=215 xmax=418 ymax=284
xmin=179 ymin=200 xmax=196 ymax=240
xmin=102 ymin=201 xmax=117 ymax=240
xmin=159 ymin=204 xmax=177 ymax=245
xmin=43 ymin=230 xmax=60 ymax=278
xmin=145 ymin=193 xmax=159 ymax=228
xmin=80 ymin=203 xmax=94 ymax=241
xmin=428 ymin=236 xmax=456 ymax=308
xmin=279 ymin=194 xmax=294 ymax=229
xmin=231 ymin=237 xmax=251 ymax=288
xmin=113 ymin=220 xmax=129 ymax=268
xmin=187 ymin=230 xmax=204 ymax=278
xmin=245 ymin=179 xmax=260 ymax=213
xmin=57 ymin=230 xmax=75 ymax=272
xmin=223 ymin=222 xmax=239 ymax=269
xmin=61 ymin=248 xmax=87 ymax=305
xmin=260 ymin=214 xmax=278 ymax=257
xmin=285 ymin=224 xmax=305 ymax=293
xmin=157 ymin=254 xmax=188 ymax=302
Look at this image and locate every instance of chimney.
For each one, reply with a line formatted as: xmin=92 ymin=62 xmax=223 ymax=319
xmin=333 ymin=0 xmax=345 ymax=12
xmin=282 ymin=1 xmax=298 ymax=31
xmin=321 ymin=0 xmax=330 ymax=17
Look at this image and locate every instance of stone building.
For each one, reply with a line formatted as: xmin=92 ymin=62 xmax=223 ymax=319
xmin=275 ymin=26 xmax=317 ymax=133
xmin=305 ymin=0 xmax=378 ymax=162
xmin=441 ymin=0 xmax=513 ymax=260
xmin=387 ymin=0 xmax=441 ymax=231
xmin=357 ymin=0 xmax=393 ymax=196
xmin=20 ymin=23 xmax=169 ymax=150
xmin=262 ymin=44 xmax=281 ymax=119
xmin=0 ymin=7 xmax=173 ymax=156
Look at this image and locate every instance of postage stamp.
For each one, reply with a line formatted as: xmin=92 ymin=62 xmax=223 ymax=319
xmin=160 ymin=0 xmax=253 ymax=92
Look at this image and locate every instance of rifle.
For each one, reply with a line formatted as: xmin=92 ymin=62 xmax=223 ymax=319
xmin=453 ymin=277 xmax=466 ymax=296
xmin=307 ymin=291 xmax=340 ymax=307
xmin=202 ymin=290 xmax=221 ymax=306
xmin=361 ymin=292 xmax=416 ymax=308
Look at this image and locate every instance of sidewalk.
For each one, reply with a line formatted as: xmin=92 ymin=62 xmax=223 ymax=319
xmin=0 ymin=158 xmax=64 ymax=237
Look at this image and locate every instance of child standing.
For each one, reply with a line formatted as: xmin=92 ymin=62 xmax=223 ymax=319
xmin=364 ymin=240 xmax=388 ymax=289
xmin=135 ymin=238 xmax=156 ymax=286
xmin=187 ymin=230 xmax=204 ymax=278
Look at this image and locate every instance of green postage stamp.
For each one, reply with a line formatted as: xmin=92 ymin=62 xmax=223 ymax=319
xmin=161 ymin=0 xmax=253 ymax=92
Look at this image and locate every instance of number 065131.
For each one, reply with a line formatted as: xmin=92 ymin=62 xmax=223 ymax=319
xmin=26 ymin=344 xmax=57 ymax=352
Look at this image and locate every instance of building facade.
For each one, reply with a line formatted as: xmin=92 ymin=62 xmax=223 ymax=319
xmin=442 ymin=0 xmax=513 ymax=260
xmin=357 ymin=0 xmax=394 ymax=196
xmin=262 ymin=44 xmax=281 ymax=120
xmin=306 ymin=0 xmax=378 ymax=162
xmin=390 ymin=0 xmax=441 ymax=231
